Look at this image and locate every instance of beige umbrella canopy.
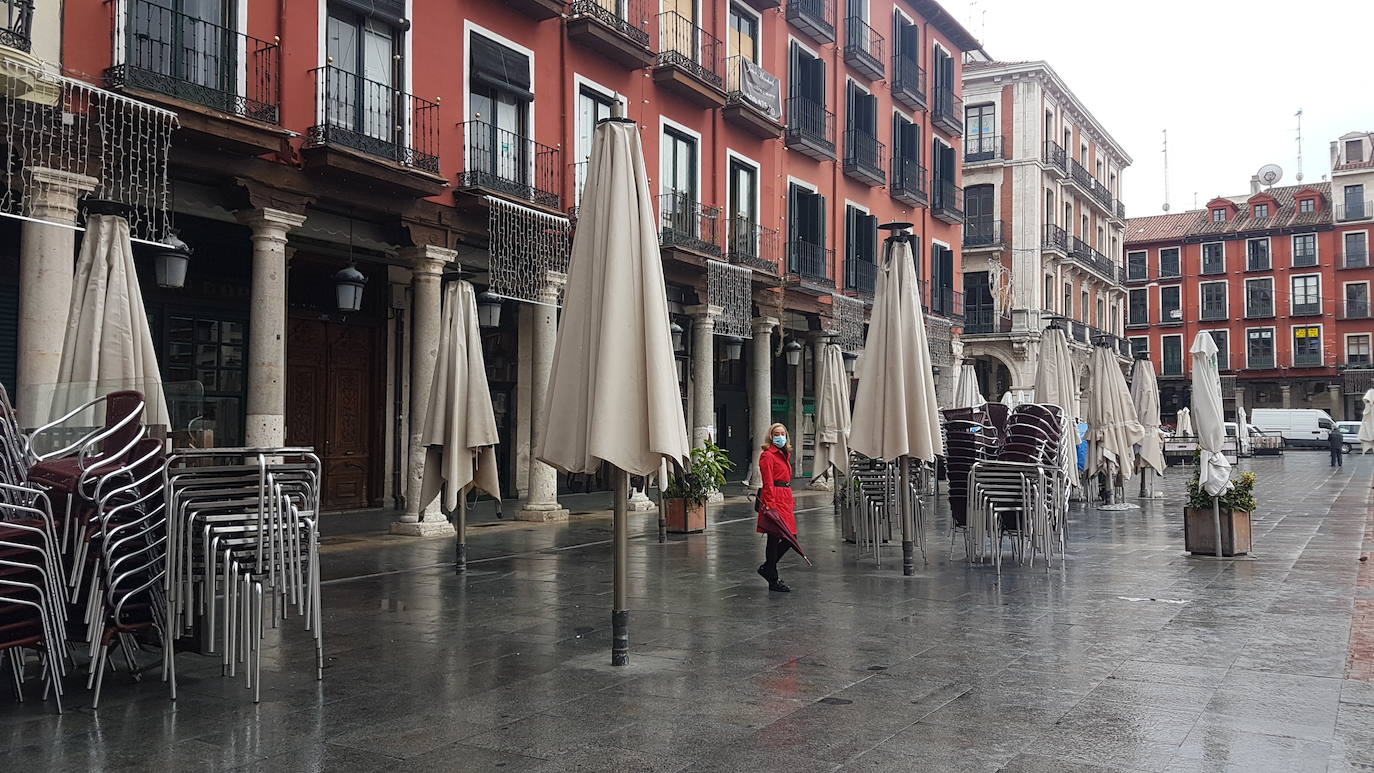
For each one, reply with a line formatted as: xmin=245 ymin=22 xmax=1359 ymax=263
xmin=952 ymin=362 xmax=985 ymax=409
xmin=1130 ymin=356 xmax=1166 ymax=476
xmin=1190 ymin=332 xmax=1232 ymax=497
xmin=536 ymin=117 xmax=690 ymax=666
xmin=1176 ymin=407 xmax=1193 ymax=437
xmin=1035 ymin=325 xmax=1078 ymax=419
xmin=1361 ymin=389 xmax=1374 ymax=453
xmin=52 ymin=214 xmax=168 ymax=427
xmin=1085 ymin=344 xmax=1145 ymax=484
xmin=811 ymin=343 xmax=851 ymax=480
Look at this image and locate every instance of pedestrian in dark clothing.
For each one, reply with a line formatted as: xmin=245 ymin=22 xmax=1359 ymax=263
xmin=1328 ymin=427 xmax=1344 ymax=468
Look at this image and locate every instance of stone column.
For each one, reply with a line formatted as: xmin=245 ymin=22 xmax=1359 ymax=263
xmin=16 ymin=167 xmax=97 ymax=426
xmin=518 ymin=272 xmax=570 ymax=522
xmin=235 ymin=209 xmax=306 ymax=447
xmin=393 ymin=245 xmax=457 ymax=536
xmin=1280 ymin=383 xmax=1292 ymax=409
xmin=1328 ymin=384 xmax=1344 ymax=421
xmin=687 ymin=305 xmax=721 ymax=448
xmin=748 ymin=316 xmax=778 ymax=487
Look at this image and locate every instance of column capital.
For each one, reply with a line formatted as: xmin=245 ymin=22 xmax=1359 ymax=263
xmin=236 ymin=207 xmax=307 ymax=241
xmin=536 ymin=270 xmax=568 ymax=304
xmin=750 ymin=316 xmax=779 ymax=334
xmin=400 ymin=244 xmax=457 ymax=277
xmin=686 ymin=304 xmax=723 ymax=320
xmin=25 ymin=167 xmax=98 ymax=224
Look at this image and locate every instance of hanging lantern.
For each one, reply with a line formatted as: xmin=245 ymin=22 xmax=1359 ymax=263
xmin=670 ymin=321 xmax=685 ymax=352
xmin=152 ymin=233 xmax=192 ymax=289
xmin=723 ymin=335 xmax=744 ymax=361
xmin=477 ymin=291 xmax=503 ymax=328
xmin=333 ymin=263 xmax=367 ymax=313
xmin=784 ymin=339 xmax=803 ymax=367
xmin=842 ymin=350 xmax=858 ymax=375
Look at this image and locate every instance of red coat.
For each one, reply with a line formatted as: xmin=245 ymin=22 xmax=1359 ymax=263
xmin=756 ymin=446 xmax=797 ymax=534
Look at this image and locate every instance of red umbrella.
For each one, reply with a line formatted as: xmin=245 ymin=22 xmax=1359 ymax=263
xmin=757 ymin=504 xmax=813 ymax=566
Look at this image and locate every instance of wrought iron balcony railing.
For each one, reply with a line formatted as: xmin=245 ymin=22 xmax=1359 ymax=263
xmin=1042 ymin=223 xmax=1069 ymax=253
xmin=1340 ymin=248 xmax=1370 ymax=269
xmin=963 ymin=306 xmax=1010 ymax=334
xmin=657 ymin=11 xmax=723 ymax=88
xmin=307 ymin=66 xmax=440 ymax=173
xmin=842 ymin=128 xmax=885 ymax=185
xmin=726 ymin=216 xmax=781 ymax=275
xmin=108 ymin=0 xmax=280 ymax=123
xmin=788 ymin=239 xmax=833 ymax=284
xmin=931 ymin=85 xmax=962 ymax=135
xmin=891 ymin=55 xmax=925 ymax=110
xmin=785 ymin=96 xmax=836 ymax=157
xmin=458 ymin=121 xmax=560 ymax=208
xmin=1247 ymin=354 xmax=1275 ymax=370
xmin=786 ymin=0 xmax=835 ymax=43
xmin=931 ymin=178 xmax=963 ymax=221
xmin=1294 ymin=350 xmax=1324 ymax=368
xmin=1200 ymin=303 xmax=1228 ymax=322
xmin=1 ymin=0 xmax=33 ymax=53
xmin=845 ymin=258 xmax=876 ymax=295
xmin=1291 ymin=300 xmax=1322 ymax=317
xmin=1293 ymin=246 xmax=1318 ymax=267
xmin=1340 ymin=300 xmax=1372 ymax=320
xmin=965 ymin=134 xmax=1003 ymax=163
xmin=659 ymin=191 xmax=721 ymax=256
xmin=569 ymin=0 xmax=652 ymax=49
xmin=1338 ymin=200 xmax=1372 ymax=221
xmin=1114 ymin=199 xmax=1126 ymax=219
xmin=724 ymin=55 xmax=781 ymax=118
xmin=843 ymin=16 xmax=884 ymax=79
xmin=890 ymin=156 xmax=927 ymax=206
xmin=1042 ymin=139 xmax=1066 ymax=173
xmin=929 ymin=285 xmax=964 ymax=321
xmin=963 ymin=219 xmax=1005 ymax=249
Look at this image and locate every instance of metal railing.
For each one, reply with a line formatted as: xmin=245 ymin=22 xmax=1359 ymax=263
xmin=1068 ymin=158 xmax=1115 ymax=208
xmin=1042 ymin=139 xmax=1066 ymax=172
xmin=724 ymin=55 xmax=780 ymax=116
xmin=108 ymin=0 xmax=280 ymax=123
xmin=458 ymin=121 xmax=560 ymax=208
xmin=726 ymin=216 xmax=781 ymax=275
xmin=1247 ymin=353 xmax=1275 ymax=370
xmin=1291 ymin=299 xmax=1322 ymax=316
xmin=787 ymin=240 xmax=833 ymax=284
xmin=845 ymin=258 xmax=876 ymax=295
xmin=1340 ymin=300 xmax=1372 ymax=320
xmin=1341 ymin=248 xmax=1370 ymax=269
xmin=307 ymin=66 xmax=440 ymax=173
xmin=1069 ymin=236 xmax=1116 ymax=279
xmin=1126 ymin=256 xmax=1148 ymax=282
xmin=843 ymin=16 xmax=884 ymax=76
xmin=1200 ymin=302 xmax=1228 ymax=321
xmin=964 ymin=134 xmax=1003 ymax=163
xmin=931 ymin=85 xmax=962 ymax=134
xmin=890 ymin=157 xmax=927 ymax=205
xmin=1042 ymin=223 xmax=1069 ymax=253
xmin=1244 ymin=301 xmax=1275 ymax=319
xmin=1293 ymin=245 xmax=1318 ymax=267
xmin=891 ymin=55 xmax=925 ymax=108
xmin=1114 ymin=199 xmax=1126 ymax=219
xmin=569 ymin=0 xmax=652 ymax=49
xmin=656 ymin=11 xmax=723 ymax=88
xmin=963 ymin=219 xmax=1005 ymax=249
xmin=1246 ymin=248 xmax=1271 ymax=272
xmin=1338 ymin=200 xmax=1372 ymax=221
xmin=659 ymin=191 xmax=721 ymax=255
xmin=786 ymin=96 xmax=835 ymax=154
xmin=1 ymin=0 xmax=33 ymax=52
xmin=963 ymin=306 xmax=1009 ymax=333
xmin=786 ymin=0 xmax=835 ymax=41
xmin=843 ymin=128 xmax=885 ymax=182
xmin=931 ymin=178 xmax=963 ymax=219
xmin=1294 ymin=350 xmax=1324 ymax=368
xmin=570 ymin=160 xmax=589 ymax=205
xmin=929 ymin=285 xmax=964 ymax=321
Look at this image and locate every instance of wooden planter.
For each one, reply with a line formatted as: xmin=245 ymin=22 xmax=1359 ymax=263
xmin=664 ymin=498 xmax=707 ymax=534
xmin=1184 ymin=507 xmax=1252 ymax=556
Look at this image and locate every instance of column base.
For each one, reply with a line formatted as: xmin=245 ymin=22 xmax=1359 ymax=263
xmin=627 ymin=496 xmax=656 ymax=512
xmin=516 ymin=507 xmax=570 ymax=522
xmin=705 ymin=489 xmax=724 ymax=504
xmin=389 ymin=519 xmax=456 ymax=537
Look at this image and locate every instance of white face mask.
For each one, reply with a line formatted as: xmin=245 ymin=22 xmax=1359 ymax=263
xmin=772 ymin=435 xmax=787 ymax=448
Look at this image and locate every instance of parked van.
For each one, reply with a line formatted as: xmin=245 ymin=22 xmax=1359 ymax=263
xmin=1336 ymin=421 xmax=1362 ymax=454
xmin=1224 ymin=422 xmax=1252 ymax=457
xmin=1248 ymin=408 xmax=1336 ymax=449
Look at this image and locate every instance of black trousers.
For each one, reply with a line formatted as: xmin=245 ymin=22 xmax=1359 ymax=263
xmin=763 ymin=534 xmax=792 ymax=575
xmin=1331 ymin=447 xmax=1343 ymax=466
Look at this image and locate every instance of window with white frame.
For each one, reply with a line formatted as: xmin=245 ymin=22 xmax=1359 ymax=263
xmin=1292 ymin=325 xmax=1322 ymax=367
xmin=1245 ymin=277 xmax=1274 ymax=317
xmin=1129 ymin=336 xmax=1148 ymax=358
xmin=1348 ymin=334 xmax=1372 ymax=365
xmin=1246 ymin=328 xmax=1275 ymax=369
xmin=1252 ymin=203 xmax=1269 ymax=219
xmin=1159 ymin=285 xmax=1181 ymax=323
xmin=1161 ymin=335 xmax=1183 ymax=375
xmin=1126 ymin=250 xmax=1147 ymax=280
xmin=1212 ymin=208 xmax=1227 ymax=223
xmin=1246 ymin=237 xmax=1271 ymax=271
xmin=1345 ymin=232 xmax=1369 ymax=268
xmin=1200 ymin=281 xmax=1227 ymax=320
xmin=1299 ymin=198 xmax=1315 ymax=213
xmin=1202 ymin=242 xmax=1224 ymax=274
xmin=1159 ymin=247 xmax=1181 ymax=278
xmin=1127 ymin=288 xmax=1148 ymax=326
xmin=1292 ymin=233 xmax=1317 ymax=267
xmin=1345 ymin=282 xmax=1370 ymax=319
xmin=1291 ymin=275 xmax=1321 ymax=316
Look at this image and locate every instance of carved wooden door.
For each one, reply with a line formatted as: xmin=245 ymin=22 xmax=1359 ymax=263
xmin=287 ymin=318 xmax=375 ymax=511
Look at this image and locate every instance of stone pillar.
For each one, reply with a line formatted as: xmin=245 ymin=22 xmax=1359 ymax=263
xmin=1280 ymin=383 xmax=1292 ymax=409
xmin=518 ymin=272 xmax=569 ymax=522
xmin=235 ymin=208 xmax=307 ymax=448
xmin=748 ymin=316 xmax=778 ymax=487
xmin=1328 ymin=384 xmax=1344 ymax=421
xmin=393 ymin=245 xmax=457 ymax=536
xmin=687 ymin=305 xmax=721 ymax=448
xmin=16 ymin=167 xmax=97 ymax=426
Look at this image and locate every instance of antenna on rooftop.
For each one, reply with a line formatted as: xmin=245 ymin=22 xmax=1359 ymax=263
xmin=1161 ymin=129 xmax=1170 ymax=212
xmin=1295 ymin=109 xmax=1304 ymax=183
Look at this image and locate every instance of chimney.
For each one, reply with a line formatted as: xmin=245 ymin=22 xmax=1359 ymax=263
xmin=1250 ymin=175 xmax=1262 ymax=194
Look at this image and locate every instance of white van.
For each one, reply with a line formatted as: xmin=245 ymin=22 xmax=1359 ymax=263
xmin=1248 ymin=408 xmax=1335 ymax=449
xmin=1224 ymin=422 xmax=1252 ymax=457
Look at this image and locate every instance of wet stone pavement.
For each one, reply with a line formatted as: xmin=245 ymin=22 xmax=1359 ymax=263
xmin=4 ymin=452 xmax=1374 ymax=772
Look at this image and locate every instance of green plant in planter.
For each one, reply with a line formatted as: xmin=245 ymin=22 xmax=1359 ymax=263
xmin=1186 ymin=470 xmax=1258 ymax=512
xmin=663 ymin=439 xmax=733 ymax=505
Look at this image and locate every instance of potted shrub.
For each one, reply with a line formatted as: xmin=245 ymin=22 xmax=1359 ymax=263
xmin=662 ymin=439 xmax=732 ymax=533
xmin=1183 ymin=470 xmax=1256 ymax=556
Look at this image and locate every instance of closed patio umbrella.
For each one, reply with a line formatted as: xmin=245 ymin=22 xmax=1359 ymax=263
xmin=1085 ymin=344 xmax=1145 ymax=503
xmin=850 ymin=225 xmax=942 ymax=575
xmin=53 ymin=213 xmax=168 ymax=428
xmin=1190 ymin=331 xmax=1232 ymax=558
xmin=952 ymin=362 xmax=984 ymax=409
xmin=1176 ymin=407 xmax=1193 ymax=437
xmin=811 ymin=343 xmax=851 ymax=482
xmin=1360 ymin=390 xmax=1374 ymax=454
xmin=536 ymin=117 xmax=690 ymax=666
xmin=1034 ymin=324 xmax=1078 ymax=419
xmin=418 ymin=279 xmax=501 ymax=573
xmin=1130 ymin=355 xmax=1165 ymax=477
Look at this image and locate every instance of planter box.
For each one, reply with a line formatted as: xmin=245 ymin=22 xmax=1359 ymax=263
xmin=1184 ymin=507 xmax=1252 ymax=556
xmin=664 ymin=498 xmax=707 ymax=533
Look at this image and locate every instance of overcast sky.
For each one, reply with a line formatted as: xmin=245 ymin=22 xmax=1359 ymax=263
xmin=942 ymin=0 xmax=1374 ymax=216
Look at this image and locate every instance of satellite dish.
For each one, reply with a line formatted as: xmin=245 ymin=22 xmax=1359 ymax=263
xmin=1162 ymin=203 xmax=1170 ymax=212
xmin=1257 ymin=164 xmax=1283 ymax=186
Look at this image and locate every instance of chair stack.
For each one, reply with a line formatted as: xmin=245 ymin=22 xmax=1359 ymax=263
xmin=165 ymin=448 xmax=323 ymax=703
xmin=846 ymin=454 xmax=897 ymax=566
xmin=940 ymin=407 xmax=1001 ymax=534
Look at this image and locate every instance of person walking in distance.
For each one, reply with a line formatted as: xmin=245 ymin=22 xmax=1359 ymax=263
xmin=756 ymin=423 xmax=797 ymax=592
xmin=1328 ymin=425 xmax=1344 ymax=469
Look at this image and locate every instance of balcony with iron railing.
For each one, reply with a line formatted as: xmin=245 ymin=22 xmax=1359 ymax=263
xmin=963 ymin=219 xmax=1005 ymax=250
xmin=1114 ymin=199 xmax=1126 ymax=219
xmin=930 ymin=178 xmax=963 ymax=224
xmin=106 ymin=0 xmax=280 ymax=124
xmin=1042 ymin=140 xmax=1067 ymax=176
xmin=964 ymin=134 xmax=1004 ymax=164
xmin=787 ymin=240 xmax=834 ymax=286
xmin=659 ymin=191 xmax=721 ymax=257
xmin=845 ymin=258 xmax=876 ymax=295
xmin=1042 ymin=223 xmax=1069 ymax=254
xmin=726 ymin=216 xmax=781 ymax=275
xmin=1293 ymin=244 xmax=1319 ymax=267
xmin=723 ymin=56 xmax=783 ymax=138
xmin=786 ymin=0 xmax=835 ymax=44
xmin=457 ymin=121 xmax=560 ymax=209
xmin=843 ymin=16 xmax=884 ymax=80
xmin=919 ymin=281 xmax=964 ymax=322
xmin=1294 ymin=349 xmax=1324 ymax=368
xmin=1199 ymin=302 xmax=1228 ymax=322
xmin=785 ymin=96 xmax=836 ymax=160
xmin=654 ymin=12 xmax=725 ymax=106
xmin=2 ymin=0 xmax=33 ymax=53
xmin=566 ymin=0 xmax=655 ymax=67
xmin=1291 ymin=298 xmax=1323 ymax=317
xmin=843 ymin=128 xmax=885 ymax=186
xmin=931 ymin=85 xmax=962 ymax=136
xmin=1340 ymin=247 xmax=1370 ymax=269
xmin=962 ymin=305 xmax=1010 ymax=334
xmin=1068 ymin=236 xmax=1119 ymax=282
xmin=1340 ymin=299 xmax=1372 ymax=320
xmin=1068 ymin=158 xmax=1115 ymax=210
xmin=890 ymin=156 xmax=927 ymax=208
xmin=1338 ymin=200 xmax=1372 ymax=222
xmin=891 ymin=55 xmax=925 ymax=111
xmin=306 ymin=65 xmax=440 ymax=175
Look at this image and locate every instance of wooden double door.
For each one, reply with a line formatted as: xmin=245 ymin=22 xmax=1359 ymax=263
xmin=286 ymin=317 xmax=382 ymax=511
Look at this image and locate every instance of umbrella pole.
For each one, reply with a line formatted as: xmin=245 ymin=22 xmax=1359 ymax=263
xmin=612 ymin=466 xmax=629 ymax=666
xmin=455 ymin=493 xmax=467 ymax=574
xmin=1212 ymin=494 xmax=1224 ymax=559
xmin=657 ymin=472 xmax=667 ymax=544
xmin=899 ymin=457 xmax=915 ymax=576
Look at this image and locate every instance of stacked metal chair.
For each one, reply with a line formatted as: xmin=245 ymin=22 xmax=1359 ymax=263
xmin=940 ymin=407 xmax=1001 ymax=557
xmin=165 ymin=448 xmax=323 ymax=703
xmin=846 ymin=454 xmax=896 ymax=566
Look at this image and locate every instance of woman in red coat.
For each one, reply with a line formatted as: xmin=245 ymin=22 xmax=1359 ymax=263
xmin=756 ymin=422 xmax=797 ymax=592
